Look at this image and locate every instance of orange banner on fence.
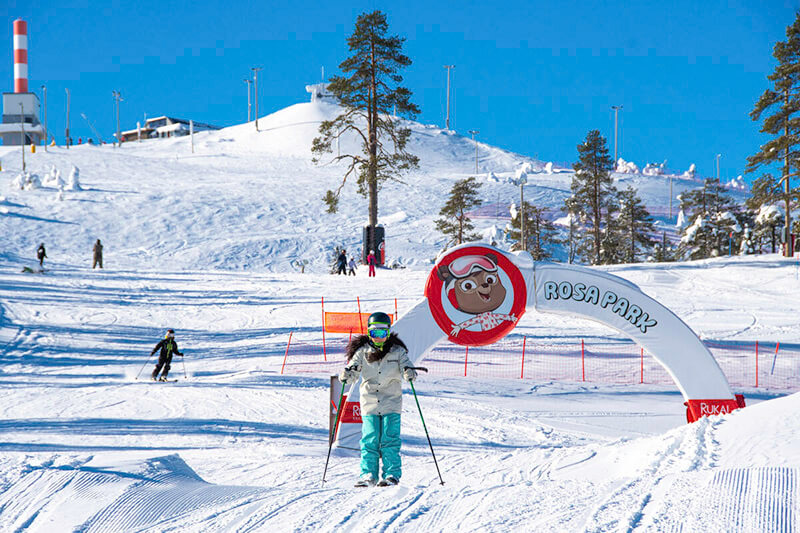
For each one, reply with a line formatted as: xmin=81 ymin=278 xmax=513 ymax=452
xmin=324 ymin=312 xmax=368 ymax=334
xmin=324 ymin=312 xmax=393 ymax=334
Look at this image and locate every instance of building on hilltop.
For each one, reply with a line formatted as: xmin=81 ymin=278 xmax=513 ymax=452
xmin=119 ymin=116 xmax=220 ymax=143
xmin=0 ymin=92 xmax=44 ymax=145
xmin=305 ymin=83 xmax=334 ymax=102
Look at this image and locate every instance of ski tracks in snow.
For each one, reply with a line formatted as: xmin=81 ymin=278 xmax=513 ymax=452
xmin=581 ymin=416 xmax=719 ymax=532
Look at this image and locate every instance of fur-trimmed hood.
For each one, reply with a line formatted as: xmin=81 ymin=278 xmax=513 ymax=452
xmin=345 ymin=333 xmax=407 ymax=363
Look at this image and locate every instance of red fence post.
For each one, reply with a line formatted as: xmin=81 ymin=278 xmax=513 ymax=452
xmin=464 ymin=346 xmax=469 ymax=377
xmin=321 ymin=297 xmax=327 ymax=361
xmin=520 ymin=336 xmax=527 ymax=379
xmin=357 ymin=296 xmax=364 ymax=334
xmin=755 ymin=341 xmax=759 ymax=388
xmin=281 ymin=331 xmax=293 ymax=375
xmin=581 ymin=339 xmax=585 ymax=382
xmin=640 ymin=347 xmax=644 ymax=384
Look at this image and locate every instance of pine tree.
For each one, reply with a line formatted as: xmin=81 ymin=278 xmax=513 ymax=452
xmin=507 ymin=201 xmax=559 ymax=260
xmin=566 ymin=130 xmax=616 ymax=264
xmin=435 ymin=177 xmax=483 ymax=246
xmin=616 ymin=186 xmax=656 ymax=263
xmin=746 ymin=12 xmax=800 ymax=256
xmin=311 ymin=11 xmax=419 ymax=225
xmin=677 ymin=179 xmax=742 ymax=259
xmin=653 ymin=231 xmax=675 ymax=263
xmin=746 ymin=173 xmax=783 ymax=252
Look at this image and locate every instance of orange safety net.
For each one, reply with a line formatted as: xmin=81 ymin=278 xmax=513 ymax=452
xmin=324 ymin=312 xmax=393 ymax=334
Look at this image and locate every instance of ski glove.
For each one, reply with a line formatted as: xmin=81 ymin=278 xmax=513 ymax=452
xmin=339 ymin=365 xmax=359 ymax=384
xmin=403 ymin=367 xmax=417 ymax=382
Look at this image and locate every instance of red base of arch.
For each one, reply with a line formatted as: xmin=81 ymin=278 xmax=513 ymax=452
xmin=685 ymin=394 xmax=746 ymax=423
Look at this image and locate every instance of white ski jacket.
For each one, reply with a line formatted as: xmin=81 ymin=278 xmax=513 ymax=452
xmin=340 ymin=335 xmax=415 ymax=416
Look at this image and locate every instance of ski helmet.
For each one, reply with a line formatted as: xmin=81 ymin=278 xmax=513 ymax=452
xmin=367 ymin=312 xmax=392 ymax=330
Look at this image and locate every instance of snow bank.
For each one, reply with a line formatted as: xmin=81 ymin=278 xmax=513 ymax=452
xmin=616 ymin=158 xmax=640 ymax=174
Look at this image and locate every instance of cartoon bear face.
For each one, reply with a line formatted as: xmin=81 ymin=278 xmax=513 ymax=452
xmin=453 ymin=269 xmax=506 ymax=314
xmin=438 ymin=253 xmax=508 ymax=315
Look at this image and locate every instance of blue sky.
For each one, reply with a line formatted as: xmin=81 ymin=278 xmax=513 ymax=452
xmin=1 ymin=0 xmax=797 ymax=182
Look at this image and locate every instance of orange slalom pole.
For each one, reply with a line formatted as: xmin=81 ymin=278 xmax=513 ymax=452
xmin=755 ymin=341 xmax=759 ymax=388
xmin=640 ymin=347 xmax=644 ymax=384
xmin=281 ymin=331 xmax=293 ymax=375
xmin=321 ymin=297 xmax=327 ymax=361
xmin=394 ymin=298 xmax=398 ymax=322
xmin=357 ymin=296 xmax=364 ymax=334
xmin=581 ymin=339 xmax=585 ymax=382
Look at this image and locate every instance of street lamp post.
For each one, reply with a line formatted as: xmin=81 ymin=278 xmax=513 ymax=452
xmin=251 ymin=67 xmax=262 ymax=131
xmin=112 ymin=91 xmax=123 ymax=146
xmin=468 ymin=129 xmax=479 ymax=174
xmin=443 ymin=65 xmax=455 ymax=130
xmin=244 ymin=78 xmax=252 ymax=122
xmin=518 ymin=174 xmax=528 ymax=251
xmin=611 ymin=105 xmax=622 ymax=165
xmin=65 ymin=88 xmax=70 ymax=148
xmin=41 ymin=84 xmax=47 ymax=151
xmin=19 ymin=102 xmax=25 ymax=171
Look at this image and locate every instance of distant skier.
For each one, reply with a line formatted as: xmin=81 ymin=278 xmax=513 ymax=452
xmin=348 ymin=256 xmax=357 ymax=276
xmin=339 ymin=312 xmax=417 ymax=487
xmin=367 ymin=251 xmax=377 ymax=277
xmin=336 ymin=249 xmax=347 ymax=275
xmin=92 ymin=239 xmax=103 ymax=269
xmin=36 ymin=243 xmax=47 ymax=268
xmin=150 ymin=329 xmax=184 ymax=381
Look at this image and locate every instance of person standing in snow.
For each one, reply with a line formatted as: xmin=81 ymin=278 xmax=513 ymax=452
xmin=348 ymin=256 xmax=357 ymax=276
xmin=339 ymin=312 xmax=417 ymax=487
xmin=336 ymin=249 xmax=348 ymax=275
xmin=92 ymin=239 xmax=103 ymax=269
xmin=367 ymin=250 xmax=377 ymax=277
xmin=150 ymin=329 xmax=184 ymax=381
xmin=36 ymin=243 xmax=47 ymax=268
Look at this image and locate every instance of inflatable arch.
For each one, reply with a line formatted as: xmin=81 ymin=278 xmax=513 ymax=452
xmin=392 ymin=243 xmax=745 ymax=422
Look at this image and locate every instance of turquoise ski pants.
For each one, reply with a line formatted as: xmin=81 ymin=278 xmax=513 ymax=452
xmin=360 ymin=413 xmax=402 ymax=480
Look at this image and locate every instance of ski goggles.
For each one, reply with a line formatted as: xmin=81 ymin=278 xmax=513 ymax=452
xmin=368 ymin=327 xmax=390 ymax=339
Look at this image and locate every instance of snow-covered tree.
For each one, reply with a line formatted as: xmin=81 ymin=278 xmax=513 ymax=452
xmin=616 ymin=186 xmax=656 ymax=263
xmin=506 ymin=201 xmax=559 ymax=260
xmin=746 ymin=12 xmax=800 ymax=256
xmin=677 ymin=179 xmax=743 ymax=259
xmin=66 ymin=166 xmax=82 ymax=191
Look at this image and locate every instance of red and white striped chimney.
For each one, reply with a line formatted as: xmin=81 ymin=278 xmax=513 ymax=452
xmin=13 ymin=19 xmax=28 ymax=93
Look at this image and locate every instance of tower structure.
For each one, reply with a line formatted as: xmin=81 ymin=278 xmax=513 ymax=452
xmin=1 ymin=19 xmax=43 ymax=145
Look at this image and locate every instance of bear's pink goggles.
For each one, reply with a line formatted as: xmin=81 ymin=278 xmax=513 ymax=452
xmin=447 ymin=255 xmax=498 ymax=278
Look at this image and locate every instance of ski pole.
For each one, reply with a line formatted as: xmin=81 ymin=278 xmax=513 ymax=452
xmin=322 ymin=382 xmax=346 ymax=486
xmin=135 ymin=354 xmax=152 ymax=380
xmin=409 ymin=380 xmax=445 ymax=485
xmin=181 ymin=354 xmax=188 ymax=380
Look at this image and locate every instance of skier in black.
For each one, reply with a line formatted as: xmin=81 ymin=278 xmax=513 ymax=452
xmin=336 ymin=249 xmax=348 ymax=275
xmin=150 ymin=329 xmax=184 ymax=381
xmin=36 ymin=243 xmax=47 ymax=267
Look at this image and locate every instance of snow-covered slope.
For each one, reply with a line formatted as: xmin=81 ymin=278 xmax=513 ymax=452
xmin=0 ymin=98 xmax=743 ymax=273
xmin=0 ymin=256 xmax=797 ymax=532
xmin=4 ymin=97 xmax=790 ymax=532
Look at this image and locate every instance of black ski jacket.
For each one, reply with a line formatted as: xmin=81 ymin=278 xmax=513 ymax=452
xmin=151 ymin=338 xmax=183 ymax=358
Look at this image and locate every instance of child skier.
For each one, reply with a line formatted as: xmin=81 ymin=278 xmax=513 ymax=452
xmin=150 ymin=329 xmax=184 ymax=381
xmin=339 ymin=312 xmax=417 ymax=487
